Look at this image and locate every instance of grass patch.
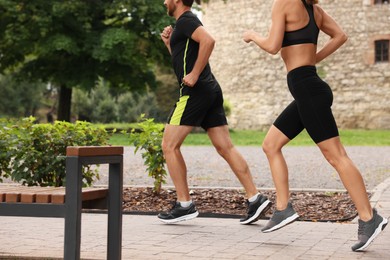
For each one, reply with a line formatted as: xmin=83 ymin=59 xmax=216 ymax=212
xmin=109 ymin=129 xmax=389 ymax=146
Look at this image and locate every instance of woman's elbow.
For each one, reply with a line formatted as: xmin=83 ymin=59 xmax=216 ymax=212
xmin=268 ymin=48 xmax=280 ymax=55
xmin=264 ymin=45 xmax=280 ymax=55
xmin=337 ymin=31 xmax=348 ymax=45
xmin=341 ymin=32 xmax=348 ymax=44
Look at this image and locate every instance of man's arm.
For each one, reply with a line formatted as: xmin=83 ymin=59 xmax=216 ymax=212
xmin=161 ymin=25 xmax=173 ymax=54
xmin=182 ymin=26 xmax=215 ymax=87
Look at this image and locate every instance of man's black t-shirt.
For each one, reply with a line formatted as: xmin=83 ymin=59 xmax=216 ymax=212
xmin=170 ymin=11 xmax=214 ymax=86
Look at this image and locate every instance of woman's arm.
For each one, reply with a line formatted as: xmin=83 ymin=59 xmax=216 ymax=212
xmin=242 ymin=0 xmax=285 ymax=55
xmin=315 ymin=6 xmax=348 ymax=63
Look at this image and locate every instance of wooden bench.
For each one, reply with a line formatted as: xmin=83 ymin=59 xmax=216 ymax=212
xmin=0 ymin=186 xmax=108 ymax=208
xmin=0 ymin=146 xmax=124 ymax=260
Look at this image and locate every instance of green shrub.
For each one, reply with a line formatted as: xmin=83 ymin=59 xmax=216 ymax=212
xmin=0 ymin=118 xmax=13 ymax=182
xmin=117 ymin=92 xmax=160 ymax=122
xmin=129 ymin=115 xmax=166 ymax=194
xmin=0 ymin=117 xmax=109 ymax=187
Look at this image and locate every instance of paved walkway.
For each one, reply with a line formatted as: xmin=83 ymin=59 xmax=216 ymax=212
xmin=0 ymin=146 xmax=389 ymax=259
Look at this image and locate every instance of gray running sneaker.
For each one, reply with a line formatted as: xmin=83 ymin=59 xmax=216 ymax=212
xmin=261 ymin=202 xmax=299 ymax=233
xmin=158 ymin=201 xmax=199 ymax=224
xmin=351 ymin=208 xmax=388 ymax=252
xmin=240 ymin=194 xmax=272 ymax=225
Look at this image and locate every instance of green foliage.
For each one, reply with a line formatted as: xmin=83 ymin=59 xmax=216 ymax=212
xmin=0 ymin=74 xmax=47 ymax=118
xmin=0 ymin=0 xmax=173 ymax=89
xmin=0 ymin=117 xmax=109 ymax=186
xmin=0 ymin=0 xmax=174 ymax=121
xmin=0 ymin=118 xmax=12 ymax=182
xmin=129 ymin=115 xmax=166 ymax=194
xmin=117 ymin=92 xmax=161 ymax=122
xmin=72 ymin=81 xmax=161 ymax=123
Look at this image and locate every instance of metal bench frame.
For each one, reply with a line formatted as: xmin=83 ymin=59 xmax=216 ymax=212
xmin=0 ymin=146 xmax=123 ymax=260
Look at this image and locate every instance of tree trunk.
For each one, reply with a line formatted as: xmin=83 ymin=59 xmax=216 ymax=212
xmin=57 ymin=85 xmax=72 ymax=122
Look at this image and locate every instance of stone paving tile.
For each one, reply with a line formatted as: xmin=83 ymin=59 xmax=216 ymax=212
xmin=1 ymin=154 xmax=389 ymax=260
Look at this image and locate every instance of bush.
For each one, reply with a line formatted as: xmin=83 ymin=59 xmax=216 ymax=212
xmin=0 ymin=117 xmax=109 ymax=187
xmin=117 ymin=92 xmax=160 ymax=122
xmin=0 ymin=118 xmax=13 ymax=182
xmin=129 ymin=115 xmax=166 ymax=194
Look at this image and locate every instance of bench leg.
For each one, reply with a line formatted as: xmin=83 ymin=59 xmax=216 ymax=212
xmin=64 ymin=156 xmax=83 ymax=260
xmin=107 ymin=161 xmax=123 ymax=260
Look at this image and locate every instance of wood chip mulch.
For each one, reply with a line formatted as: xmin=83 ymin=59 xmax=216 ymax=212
xmin=122 ymin=187 xmax=359 ymax=222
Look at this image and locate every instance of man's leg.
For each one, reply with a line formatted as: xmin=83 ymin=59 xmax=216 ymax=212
xmin=207 ymin=125 xmax=257 ymax=197
xmin=207 ymin=125 xmax=271 ymax=224
xmin=161 ymin=124 xmax=193 ymax=202
xmin=158 ymin=124 xmax=199 ymax=223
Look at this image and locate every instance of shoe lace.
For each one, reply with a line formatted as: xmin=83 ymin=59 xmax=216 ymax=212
xmin=357 ymin=222 xmax=366 ymax=236
xmin=169 ymin=201 xmax=179 ymax=211
xmin=245 ymin=200 xmax=250 ymax=213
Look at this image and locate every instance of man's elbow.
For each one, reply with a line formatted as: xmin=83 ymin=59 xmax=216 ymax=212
xmin=207 ymin=36 xmax=216 ymax=48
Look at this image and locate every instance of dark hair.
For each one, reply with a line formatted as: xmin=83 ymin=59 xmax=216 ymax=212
xmin=306 ymin=0 xmax=318 ymax=4
xmin=182 ymin=0 xmax=201 ymax=7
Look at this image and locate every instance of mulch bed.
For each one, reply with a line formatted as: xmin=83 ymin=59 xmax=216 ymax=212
xmin=122 ymin=187 xmax=359 ymax=222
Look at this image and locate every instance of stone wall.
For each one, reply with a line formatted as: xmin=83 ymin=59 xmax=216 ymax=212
xmin=201 ymin=0 xmax=390 ymax=130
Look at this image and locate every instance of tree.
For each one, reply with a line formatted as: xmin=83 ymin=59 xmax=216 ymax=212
xmin=0 ymin=74 xmax=47 ymax=118
xmin=0 ymin=0 xmax=173 ymax=121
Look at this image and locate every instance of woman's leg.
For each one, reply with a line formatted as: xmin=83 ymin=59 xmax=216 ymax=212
xmin=262 ymin=125 xmax=291 ymax=210
xmin=317 ymin=137 xmax=373 ymax=221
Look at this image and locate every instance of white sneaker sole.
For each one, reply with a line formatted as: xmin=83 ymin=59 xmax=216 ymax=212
xmin=158 ymin=211 xmax=199 ymax=224
xmin=262 ymin=213 xmax=299 ymax=233
xmin=354 ymin=217 xmax=388 ymax=252
xmin=240 ymin=199 xmax=271 ymax=225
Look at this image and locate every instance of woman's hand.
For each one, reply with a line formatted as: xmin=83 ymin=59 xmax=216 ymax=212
xmin=242 ymin=30 xmax=254 ymax=43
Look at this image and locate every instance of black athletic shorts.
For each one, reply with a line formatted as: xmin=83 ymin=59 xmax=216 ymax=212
xmin=274 ymin=65 xmax=339 ymax=143
xmin=167 ymin=81 xmax=227 ymax=130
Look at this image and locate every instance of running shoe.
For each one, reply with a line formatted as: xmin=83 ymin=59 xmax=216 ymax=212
xmin=351 ymin=208 xmax=388 ymax=252
xmin=158 ymin=201 xmax=199 ymax=224
xmin=240 ymin=194 xmax=272 ymax=225
xmin=261 ymin=202 xmax=299 ymax=233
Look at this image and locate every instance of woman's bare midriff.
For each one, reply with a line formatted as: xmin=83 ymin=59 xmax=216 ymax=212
xmin=281 ymin=44 xmax=317 ymax=72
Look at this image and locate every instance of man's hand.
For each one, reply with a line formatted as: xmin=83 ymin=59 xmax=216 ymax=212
xmin=182 ymin=72 xmax=199 ymax=88
xmin=161 ymin=25 xmax=173 ymax=46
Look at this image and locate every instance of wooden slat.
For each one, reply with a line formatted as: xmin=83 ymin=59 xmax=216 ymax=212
xmin=0 ymin=187 xmax=22 ymax=202
xmin=81 ymin=188 xmax=108 ymax=201
xmin=20 ymin=187 xmax=59 ymax=203
xmin=66 ymin=146 xmax=123 ymax=157
xmin=0 ymin=186 xmax=108 ymax=205
xmin=36 ymin=188 xmax=65 ymax=203
xmin=5 ymin=192 xmax=21 ymax=203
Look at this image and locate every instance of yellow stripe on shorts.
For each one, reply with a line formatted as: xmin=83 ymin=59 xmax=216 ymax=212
xmin=169 ymin=95 xmax=190 ymax=125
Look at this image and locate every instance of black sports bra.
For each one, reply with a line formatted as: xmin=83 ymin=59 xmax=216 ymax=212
xmin=282 ymin=0 xmax=319 ymax=47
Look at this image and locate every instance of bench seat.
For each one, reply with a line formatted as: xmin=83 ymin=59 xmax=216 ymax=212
xmin=0 ymin=186 xmax=109 ymax=208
